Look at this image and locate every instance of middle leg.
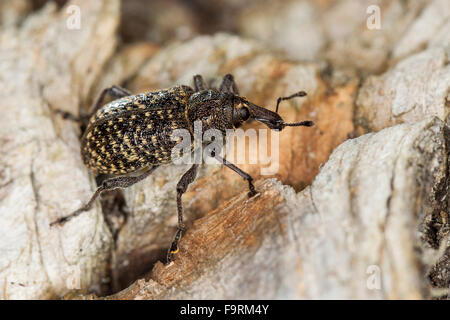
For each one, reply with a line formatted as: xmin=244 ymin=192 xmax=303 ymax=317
xmin=193 ymin=75 xmax=207 ymax=92
xmin=167 ymin=163 xmax=199 ymax=262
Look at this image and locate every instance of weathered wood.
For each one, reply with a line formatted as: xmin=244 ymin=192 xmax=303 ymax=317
xmin=0 ymin=0 xmax=120 ymax=299
xmin=108 ymin=117 xmax=449 ymax=299
xmin=111 ymin=33 xmax=357 ymax=290
xmin=1 ymin=0 xmax=449 ymax=300
xmin=356 ymin=47 xmax=450 ymax=131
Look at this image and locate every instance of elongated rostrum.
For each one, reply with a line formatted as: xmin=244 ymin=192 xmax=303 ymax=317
xmin=51 ymin=74 xmax=314 ymax=262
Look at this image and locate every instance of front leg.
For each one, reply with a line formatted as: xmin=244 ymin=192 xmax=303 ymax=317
xmin=219 ymin=74 xmax=239 ymax=95
xmin=213 ymin=154 xmax=256 ymax=197
xmin=167 ymin=163 xmax=199 ymax=263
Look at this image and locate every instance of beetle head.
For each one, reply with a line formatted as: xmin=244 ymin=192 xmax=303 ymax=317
xmin=187 ymin=89 xmax=314 ymax=133
xmin=232 ymin=92 xmax=314 ymax=130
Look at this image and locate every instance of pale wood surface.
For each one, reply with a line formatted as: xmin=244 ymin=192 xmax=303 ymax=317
xmin=0 ymin=0 xmax=449 ymax=299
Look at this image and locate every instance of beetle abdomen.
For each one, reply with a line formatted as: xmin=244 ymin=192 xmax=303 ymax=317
xmin=81 ymin=85 xmax=194 ymax=174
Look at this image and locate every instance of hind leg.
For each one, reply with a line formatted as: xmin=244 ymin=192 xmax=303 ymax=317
xmin=55 ymin=85 xmax=131 ymax=124
xmin=50 ymin=166 xmax=158 ymax=226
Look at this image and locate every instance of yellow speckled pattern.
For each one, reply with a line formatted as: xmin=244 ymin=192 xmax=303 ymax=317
xmin=81 ymin=85 xmax=194 ymax=174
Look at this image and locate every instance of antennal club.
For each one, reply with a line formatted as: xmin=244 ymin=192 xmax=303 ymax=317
xmin=283 ymin=120 xmax=315 ymax=127
xmin=275 ymin=91 xmax=307 ymax=113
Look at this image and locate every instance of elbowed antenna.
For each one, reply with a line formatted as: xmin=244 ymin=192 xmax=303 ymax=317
xmin=274 ymin=91 xmax=314 ymax=129
xmin=240 ymin=90 xmax=314 ymax=130
xmin=275 ymin=91 xmax=307 ymax=113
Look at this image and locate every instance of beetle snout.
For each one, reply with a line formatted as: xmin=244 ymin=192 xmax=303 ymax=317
xmin=255 ymin=117 xmax=285 ymax=130
xmin=243 ymin=101 xmax=284 ymax=129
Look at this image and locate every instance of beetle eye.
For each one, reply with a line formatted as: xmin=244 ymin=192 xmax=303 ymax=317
xmin=239 ymin=107 xmax=250 ymax=121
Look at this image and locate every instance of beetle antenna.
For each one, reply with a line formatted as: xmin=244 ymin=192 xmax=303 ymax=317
xmin=283 ymin=120 xmax=314 ymax=127
xmin=275 ymin=91 xmax=307 ymax=113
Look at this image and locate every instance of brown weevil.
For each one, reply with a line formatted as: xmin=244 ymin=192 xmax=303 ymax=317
xmin=50 ymin=74 xmax=314 ymax=262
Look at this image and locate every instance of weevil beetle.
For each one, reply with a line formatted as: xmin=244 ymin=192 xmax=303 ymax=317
xmin=50 ymin=74 xmax=314 ymax=262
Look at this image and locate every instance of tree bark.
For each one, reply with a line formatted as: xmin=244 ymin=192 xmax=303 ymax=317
xmin=0 ymin=0 xmax=120 ymax=299
xmin=0 ymin=0 xmax=449 ymax=300
xmin=107 ymin=117 xmax=450 ymax=299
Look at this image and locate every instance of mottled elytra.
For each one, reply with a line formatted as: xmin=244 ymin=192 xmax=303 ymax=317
xmin=50 ymin=74 xmax=314 ymax=262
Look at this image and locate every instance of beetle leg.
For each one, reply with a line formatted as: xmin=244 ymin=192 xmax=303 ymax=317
xmin=55 ymin=85 xmax=131 ymax=124
xmin=167 ymin=163 xmax=199 ymax=263
xmin=54 ymin=109 xmax=83 ymax=122
xmin=219 ymin=74 xmax=239 ymax=95
xmin=193 ymin=74 xmax=207 ymax=92
xmin=50 ymin=166 xmax=158 ymax=227
xmin=213 ymin=154 xmax=256 ymax=197
xmin=86 ymin=85 xmax=132 ymax=119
